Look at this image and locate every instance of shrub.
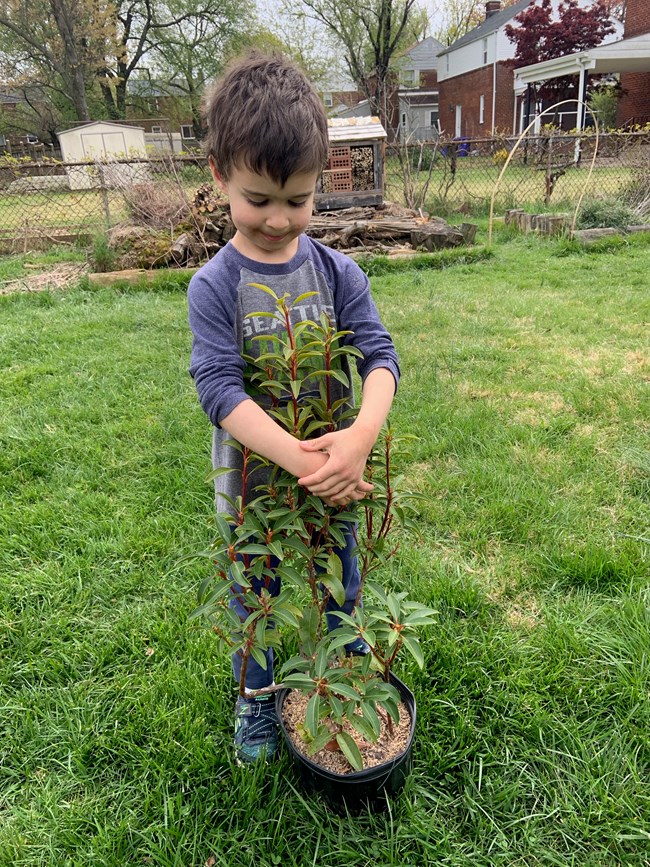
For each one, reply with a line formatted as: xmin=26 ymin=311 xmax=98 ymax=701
xmin=576 ymin=197 xmax=635 ymax=230
xmin=90 ymin=234 xmax=117 ymax=273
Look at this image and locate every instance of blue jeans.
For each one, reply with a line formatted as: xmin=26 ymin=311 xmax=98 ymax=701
xmin=231 ymin=522 xmax=361 ymax=690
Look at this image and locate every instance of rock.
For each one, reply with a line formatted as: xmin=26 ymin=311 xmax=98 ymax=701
xmin=627 ymin=225 xmax=650 ymax=234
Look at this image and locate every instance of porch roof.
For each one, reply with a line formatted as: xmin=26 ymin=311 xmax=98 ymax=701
xmin=514 ymin=32 xmax=650 ymax=86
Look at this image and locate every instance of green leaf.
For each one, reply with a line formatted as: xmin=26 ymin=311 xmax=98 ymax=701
xmin=402 ymin=610 xmax=437 ymax=627
xmin=214 ymin=514 xmax=233 ymax=544
xmin=320 ymin=574 xmax=345 ymax=609
xmin=336 ymin=732 xmax=363 ymax=771
xmin=237 ymin=544 xmax=270 ymax=556
xmin=348 ymin=712 xmax=378 ymax=744
xmin=387 ymin=593 xmax=401 ymax=623
xmin=267 ymin=540 xmax=284 ymax=560
xmin=328 ymin=693 xmax=343 ymax=721
xmin=246 ymin=281 xmax=278 ymax=300
xmin=382 ymin=696 xmax=401 ymax=726
xmin=402 ymin=634 xmax=425 ymax=668
xmin=331 ymin=682 xmax=360 ymax=701
xmin=293 ymin=291 xmax=318 ymax=304
xmin=250 ymin=645 xmax=268 ymax=671
xmin=314 ymin=644 xmax=328 ymax=679
xmin=281 ymin=673 xmax=316 ymax=691
xmin=361 ymin=701 xmax=381 ymax=739
xmin=206 ymin=466 xmax=238 ymax=482
xmin=306 ymin=693 xmax=320 ymax=738
xmin=307 ymin=727 xmax=336 ymax=755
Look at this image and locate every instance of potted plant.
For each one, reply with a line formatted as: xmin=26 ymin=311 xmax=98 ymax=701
xmin=191 ymin=285 xmax=436 ymax=810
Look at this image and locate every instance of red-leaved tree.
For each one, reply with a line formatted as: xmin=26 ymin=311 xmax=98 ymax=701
xmin=505 ymin=0 xmax=616 ymax=104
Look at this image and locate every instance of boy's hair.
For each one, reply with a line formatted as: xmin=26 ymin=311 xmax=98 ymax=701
xmin=203 ymin=51 xmax=329 ymax=187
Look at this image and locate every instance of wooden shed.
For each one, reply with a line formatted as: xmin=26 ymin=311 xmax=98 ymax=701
xmin=57 ymin=121 xmax=147 ymax=190
xmin=316 ymin=117 xmax=387 ymax=212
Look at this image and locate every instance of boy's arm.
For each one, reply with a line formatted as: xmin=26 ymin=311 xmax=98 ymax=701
xmin=219 ymin=398 xmax=374 ymax=496
xmin=297 ymin=367 xmax=396 ymax=503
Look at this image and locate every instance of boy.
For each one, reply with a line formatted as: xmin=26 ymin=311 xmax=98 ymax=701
xmin=188 ymin=51 xmax=400 ymax=764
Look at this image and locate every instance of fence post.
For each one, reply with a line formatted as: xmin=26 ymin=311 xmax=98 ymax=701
xmin=97 ymin=161 xmax=111 ymax=230
xmin=545 ymin=134 xmax=554 ymax=205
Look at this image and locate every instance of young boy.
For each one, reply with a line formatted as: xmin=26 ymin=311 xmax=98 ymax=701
xmin=188 ymin=51 xmax=400 ymax=764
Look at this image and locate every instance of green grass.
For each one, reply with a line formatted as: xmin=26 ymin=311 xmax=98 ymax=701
xmin=1 ymin=231 xmax=649 ymax=865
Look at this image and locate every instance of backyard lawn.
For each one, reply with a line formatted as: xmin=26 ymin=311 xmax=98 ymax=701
xmin=1 ymin=229 xmax=649 ymax=865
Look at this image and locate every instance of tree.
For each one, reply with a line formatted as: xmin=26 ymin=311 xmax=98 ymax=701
xmin=0 ymin=0 xmax=256 ymax=124
xmin=432 ymin=0 xmax=519 ymax=46
xmin=505 ymin=0 xmax=616 ymax=103
xmin=139 ymin=0 xmax=255 ymax=138
xmin=285 ymin=0 xmax=426 ymax=128
xmin=0 ymin=0 xmax=113 ymax=122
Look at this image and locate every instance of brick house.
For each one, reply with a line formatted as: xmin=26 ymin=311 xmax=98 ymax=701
xmin=437 ymin=0 xmax=623 ymax=138
xmin=513 ymin=0 xmax=646 ymax=131
xmin=437 ymin=0 xmax=532 ymax=138
xmin=616 ymin=0 xmax=650 ymax=126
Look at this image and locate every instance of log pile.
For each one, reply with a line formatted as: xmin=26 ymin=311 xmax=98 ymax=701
xmin=306 ymin=205 xmax=477 ymax=253
xmin=109 ymin=185 xmax=478 ymax=269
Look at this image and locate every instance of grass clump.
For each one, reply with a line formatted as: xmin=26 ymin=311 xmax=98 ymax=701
xmin=577 ymin=197 xmax=636 ymax=230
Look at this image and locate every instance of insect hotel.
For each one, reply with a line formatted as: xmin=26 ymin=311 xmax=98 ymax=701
xmin=316 ymin=117 xmax=387 ymax=212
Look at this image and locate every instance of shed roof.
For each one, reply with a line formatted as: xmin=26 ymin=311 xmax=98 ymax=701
xmin=57 ymin=121 xmax=145 ymax=137
xmin=327 ymin=117 xmax=387 ymax=141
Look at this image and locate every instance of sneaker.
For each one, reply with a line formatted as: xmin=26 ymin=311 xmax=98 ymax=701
xmin=234 ymin=694 xmax=279 ymax=765
xmin=345 ymin=637 xmax=371 ymax=656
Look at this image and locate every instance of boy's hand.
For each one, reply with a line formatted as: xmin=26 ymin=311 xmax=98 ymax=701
xmin=297 ymin=426 xmax=375 ymax=506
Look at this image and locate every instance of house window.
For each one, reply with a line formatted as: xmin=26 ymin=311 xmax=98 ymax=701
xmin=323 ymin=92 xmax=333 ymax=107
xmin=445 ymin=55 xmax=449 ymax=74
xmin=429 ymin=107 xmax=438 ymax=126
xmin=482 ymin=38 xmax=488 ymax=66
xmin=181 ymin=124 xmax=194 ymax=139
xmin=151 ymin=125 xmax=162 ymax=134
xmin=479 ymin=95 xmax=485 ymax=125
xmin=401 ymin=69 xmax=419 ymax=88
xmin=401 ymin=112 xmax=408 ymax=131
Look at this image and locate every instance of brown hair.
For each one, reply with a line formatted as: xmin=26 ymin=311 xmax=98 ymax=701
xmin=203 ymin=51 xmax=329 ymax=186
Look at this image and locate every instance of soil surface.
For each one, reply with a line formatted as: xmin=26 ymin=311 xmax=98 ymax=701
xmin=282 ymin=689 xmax=411 ymax=775
xmin=0 ymin=263 xmax=88 ymax=295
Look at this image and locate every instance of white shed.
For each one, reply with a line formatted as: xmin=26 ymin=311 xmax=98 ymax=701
xmin=57 ymin=121 xmax=148 ymax=190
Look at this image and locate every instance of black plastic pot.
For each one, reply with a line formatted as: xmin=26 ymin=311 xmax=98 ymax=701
xmin=276 ymin=672 xmax=416 ymax=813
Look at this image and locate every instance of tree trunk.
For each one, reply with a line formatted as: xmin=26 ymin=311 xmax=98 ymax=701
xmin=49 ymin=0 xmax=90 ymax=121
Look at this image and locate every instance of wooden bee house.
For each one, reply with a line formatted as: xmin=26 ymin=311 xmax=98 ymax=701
xmin=316 ymin=117 xmax=387 ymax=211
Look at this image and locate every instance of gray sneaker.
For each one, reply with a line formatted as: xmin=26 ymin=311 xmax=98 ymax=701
xmin=234 ymin=694 xmax=279 ymax=764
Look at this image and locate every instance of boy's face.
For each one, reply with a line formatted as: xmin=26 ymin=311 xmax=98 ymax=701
xmin=211 ymin=163 xmax=319 ymax=264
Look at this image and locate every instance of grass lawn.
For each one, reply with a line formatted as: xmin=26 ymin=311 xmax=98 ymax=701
xmin=1 ymin=229 xmax=649 ymax=865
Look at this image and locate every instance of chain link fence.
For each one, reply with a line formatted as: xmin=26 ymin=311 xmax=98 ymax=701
xmin=0 ymin=154 xmax=208 ymax=254
xmin=0 ymin=131 xmax=648 ymax=254
xmin=386 ymin=129 xmax=650 ymax=215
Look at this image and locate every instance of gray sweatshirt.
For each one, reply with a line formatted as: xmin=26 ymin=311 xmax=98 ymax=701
xmin=188 ymin=234 xmax=400 ymax=506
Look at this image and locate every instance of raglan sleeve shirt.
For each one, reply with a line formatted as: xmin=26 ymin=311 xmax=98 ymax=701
xmin=187 ymin=237 xmax=400 ymax=430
